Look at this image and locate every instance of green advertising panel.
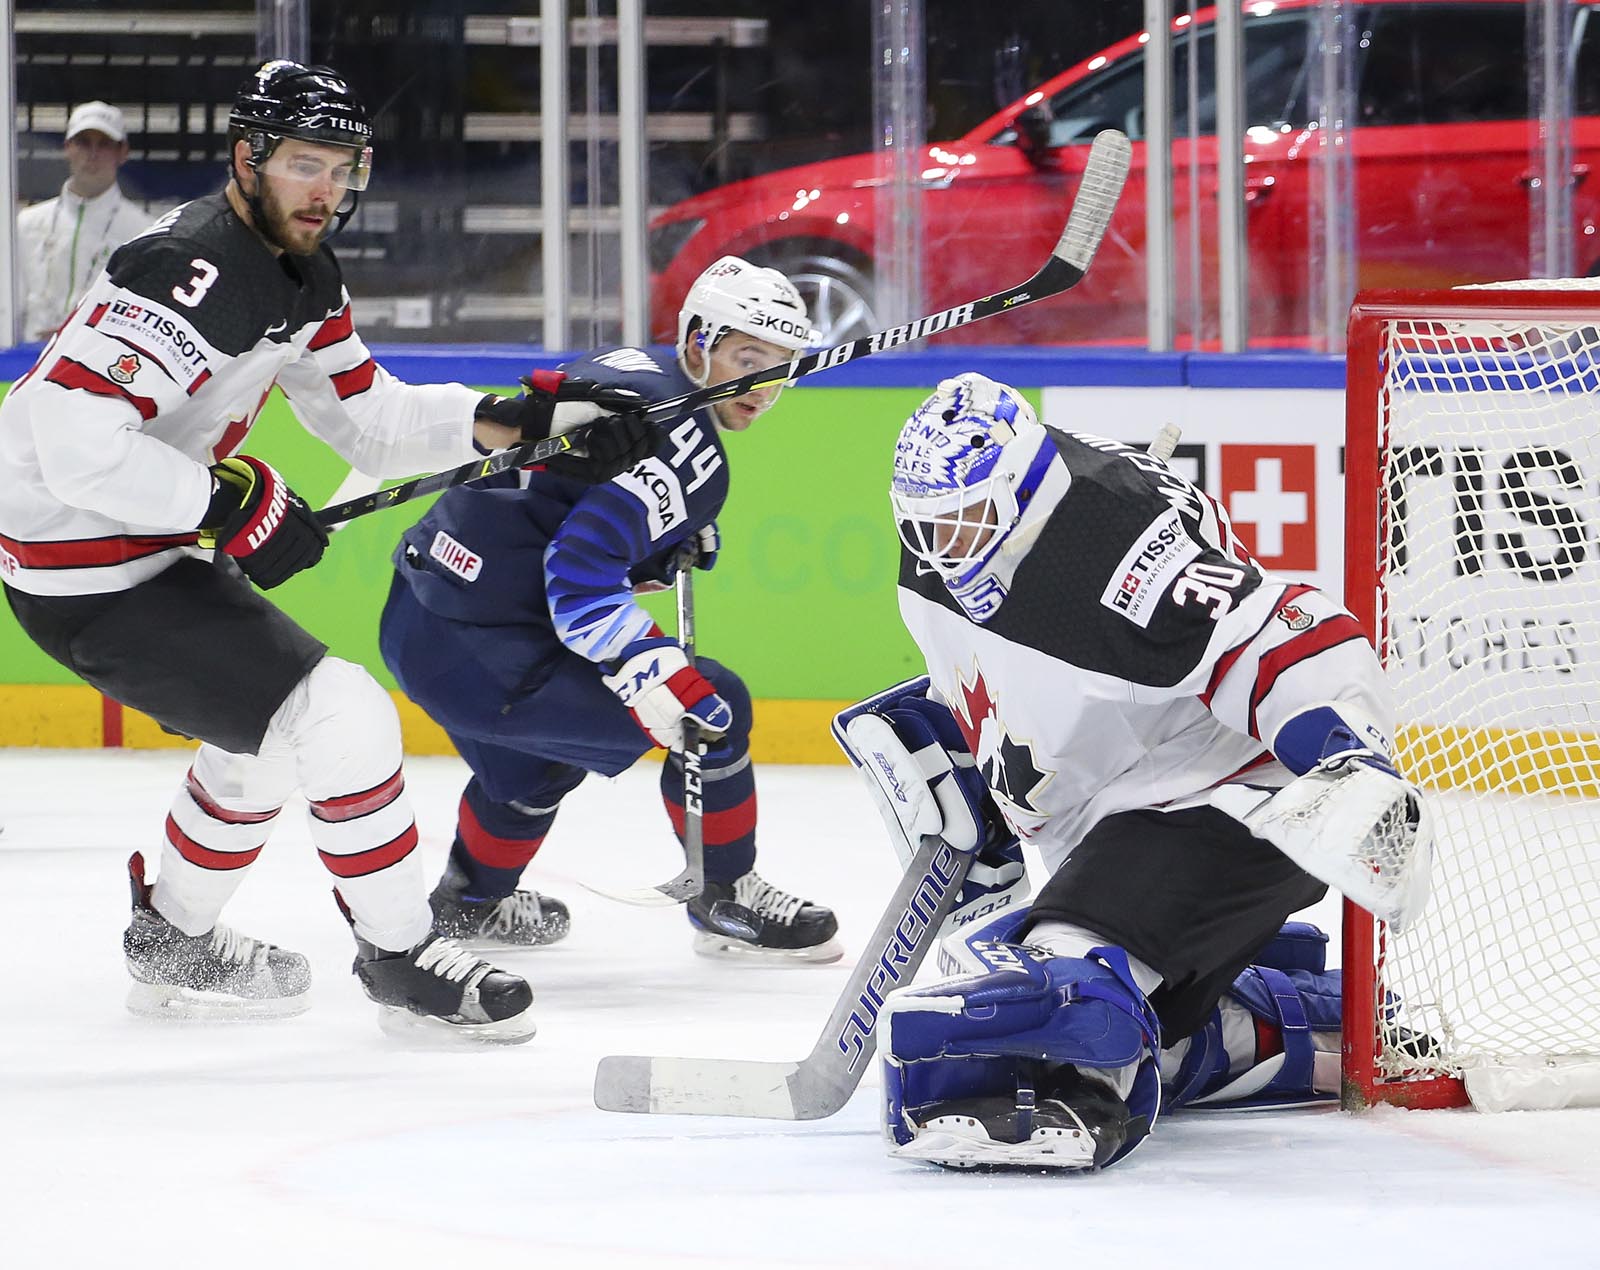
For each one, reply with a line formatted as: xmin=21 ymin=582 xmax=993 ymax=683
xmin=1 ymin=381 xmax=981 ymax=701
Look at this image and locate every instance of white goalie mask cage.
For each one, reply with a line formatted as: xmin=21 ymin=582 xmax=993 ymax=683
xmin=676 ymin=255 xmax=816 ymax=385
xmin=891 ymin=374 xmax=1056 ymax=607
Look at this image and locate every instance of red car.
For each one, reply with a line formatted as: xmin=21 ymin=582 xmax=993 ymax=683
xmin=649 ymin=0 xmax=1600 ymax=347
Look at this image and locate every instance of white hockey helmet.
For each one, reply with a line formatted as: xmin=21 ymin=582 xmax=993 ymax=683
xmin=891 ymin=373 xmax=1056 ymax=616
xmin=676 ymin=255 xmax=815 ymax=384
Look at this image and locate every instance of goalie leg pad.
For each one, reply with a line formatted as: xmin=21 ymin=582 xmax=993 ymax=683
xmin=881 ymin=942 xmax=1162 ymax=1170
xmin=1167 ymin=960 xmax=1341 ymax=1109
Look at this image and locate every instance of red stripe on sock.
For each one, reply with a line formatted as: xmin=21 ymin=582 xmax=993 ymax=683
xmin=309 ymin=769 xmax=405 ymax=822
xmin=318 ymin=824 xmax=418 ymax=878
xmin=664 ymin=791 xmax=757 ymax=845
xmin=457 ymin=796 xmax=546 ymax=869
xmin=165 ymin=814 xmax=262 ymax=871
xmin=186 ymin=768 xmax=281 ymax=825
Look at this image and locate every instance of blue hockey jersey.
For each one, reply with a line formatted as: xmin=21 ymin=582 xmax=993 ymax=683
xmin=391 ymin=346 xmax=728 ymax=681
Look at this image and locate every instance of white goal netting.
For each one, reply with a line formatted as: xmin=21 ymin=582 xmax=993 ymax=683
xmin=1370 ymin=289 xmax=1600 ymax=1108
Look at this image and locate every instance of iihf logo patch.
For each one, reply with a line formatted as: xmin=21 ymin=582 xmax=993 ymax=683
xmin=107 ymin=353 xmax=141 ymax=384
xmin=1276 ymin=602 xmax=1313 ymax=631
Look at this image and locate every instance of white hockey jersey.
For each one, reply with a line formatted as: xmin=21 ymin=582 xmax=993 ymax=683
xmin=898 ymin=428 xmax=1393 ymax=874
xmin=0 ymin=191 xmax=483 ymax=597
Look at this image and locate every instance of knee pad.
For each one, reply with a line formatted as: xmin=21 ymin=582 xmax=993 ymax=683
xmin=881 ymin=941 xmax=1163 ymax=1168
xmin=272 ymin=657 xmax=403 ymax=799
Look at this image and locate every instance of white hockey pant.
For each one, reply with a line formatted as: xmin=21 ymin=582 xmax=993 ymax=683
xmin=151 ymin=657 xmax=431 ymax=952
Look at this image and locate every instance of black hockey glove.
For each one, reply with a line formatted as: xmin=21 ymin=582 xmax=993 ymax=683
xmin=476 ymin=370 xmax=655 ymax=482
xmin=199 ymin=456 xmax=329 ymax=590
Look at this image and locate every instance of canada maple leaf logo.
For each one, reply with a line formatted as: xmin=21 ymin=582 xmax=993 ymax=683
xmin=947 ymin=662 xmax=1051 ymax=837
xmin=1277 ymin=602 xmax=1313 ymax=632
xmin=107 ymin=353 xmax=141 ymax=384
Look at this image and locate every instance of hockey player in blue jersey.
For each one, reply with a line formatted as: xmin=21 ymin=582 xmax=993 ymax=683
xmin=379 ymin=257 xmax=842 ymax=962
xmin=831 ymin=372 xmax=1434 ymax=1170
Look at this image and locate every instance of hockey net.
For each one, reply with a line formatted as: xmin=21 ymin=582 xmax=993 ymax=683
xmin=1343 ymin=281 xmax=1600 ymax=1112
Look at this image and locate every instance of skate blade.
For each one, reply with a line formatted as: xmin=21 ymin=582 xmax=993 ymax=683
xmin=126 ymin=980 xmax=311 ymax=1022
xmin=891 ymin=1123 xmax=1098 ymax=1172
xmin=690 ymin=931 xmax=845 ymax=965
xmin=375 ymin=1003 xmax=537 ymax=1047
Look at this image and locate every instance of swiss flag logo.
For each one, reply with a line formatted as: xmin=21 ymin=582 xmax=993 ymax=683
xmin=1219 ymin=445 xmax=1317 ymax=570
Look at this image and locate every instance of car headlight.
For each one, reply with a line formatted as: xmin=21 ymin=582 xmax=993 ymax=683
xmin=649 ymin=217 xmax=704 ymax=273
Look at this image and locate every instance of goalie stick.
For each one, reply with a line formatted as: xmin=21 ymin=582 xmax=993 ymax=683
xmin=593 ymin=423 xmax=1184 ymax=1121
xmin=315 ymin=129 xmax=1132 ymax=530
xmin=594 ymin=835 xmax=974 ymax=1119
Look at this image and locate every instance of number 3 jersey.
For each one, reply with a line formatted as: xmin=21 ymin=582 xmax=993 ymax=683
xmin=897 ymin=427 xmax=1393 ymax=873
xmin=0 ymin=191 xmax=484 ymax=597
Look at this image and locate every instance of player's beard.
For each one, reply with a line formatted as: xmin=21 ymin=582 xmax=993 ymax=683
xmin=255 ymin=176 xmax=335 ymax=257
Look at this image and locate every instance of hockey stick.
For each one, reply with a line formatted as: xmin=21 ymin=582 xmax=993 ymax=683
xmin=314 ymin=129 xmax=1132 ymax=530
xmin=581 ymin=568 xmax=761 ymax=933
xmin=594 ymin=835 xmax=973 ymax=1119
xmin=585 ymin=571 xmax=708 ymax=904
xmin=592 ymin=426 xmax=1184 ymax=1120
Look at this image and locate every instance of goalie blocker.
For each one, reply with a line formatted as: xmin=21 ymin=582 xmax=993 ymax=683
xmin=832 ymin=677 xmax=1030 ymax=936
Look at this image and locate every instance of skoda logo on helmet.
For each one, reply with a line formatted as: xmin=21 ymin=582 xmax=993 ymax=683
xmin=749 ymin=311 xmax=811 ymax=341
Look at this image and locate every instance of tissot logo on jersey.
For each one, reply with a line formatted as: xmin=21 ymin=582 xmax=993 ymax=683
xmin=1100 ymin=507 xmax=1203 ymax=628
xmin=95 ymin=298 xmax=212 ymax=390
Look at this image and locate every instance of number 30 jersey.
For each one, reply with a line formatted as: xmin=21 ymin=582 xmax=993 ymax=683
xmin=0 ymin=191 xmax=483 ymax=596
xmin=897 ymin=427 xmax=1391 ymax=872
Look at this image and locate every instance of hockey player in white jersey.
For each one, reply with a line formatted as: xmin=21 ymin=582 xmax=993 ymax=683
xmin=836 ymin=372 xmax=1433 ymax=1169
xmin=0 ymin=60 xmax=652 ymax=1041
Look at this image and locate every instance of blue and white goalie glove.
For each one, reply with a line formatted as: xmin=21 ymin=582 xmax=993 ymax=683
xmin=602 ymin=636 xmax=732 ymax=749
xmin=1210 ymin=702 xmax=1434 ymax=933
xmin=833 ymin=678 xmax=1029 ymax=933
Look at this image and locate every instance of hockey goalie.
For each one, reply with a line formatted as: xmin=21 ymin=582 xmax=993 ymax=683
xmin=834 ymin=372 xmax=1434 ymax=1171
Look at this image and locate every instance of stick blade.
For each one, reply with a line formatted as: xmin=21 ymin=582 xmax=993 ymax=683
xmin=595 ymin=1055 xmax=805 ymax=1118
xmin=1055 ymin=128 xmax=1132 ymax=273
xmin=581 ymin=866 xmax=703 ymax=908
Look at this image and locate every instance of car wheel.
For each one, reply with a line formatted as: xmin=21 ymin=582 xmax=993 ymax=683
xmin=752 ymin=248 xmax=879 ymax=345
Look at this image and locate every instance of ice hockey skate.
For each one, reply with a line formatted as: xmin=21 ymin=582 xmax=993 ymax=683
xmin=339 ymin=891 xmax=536 ymax=1044
xmin=123 ymin=852 xmax=311 ymax=1020
xmin=429 ymin=859 xmax=571 ymax=949
xmin=890 ymin=1067 xmax=1135 ymax=1173
xmin=687 ymin=870 xmax=842 ymax=963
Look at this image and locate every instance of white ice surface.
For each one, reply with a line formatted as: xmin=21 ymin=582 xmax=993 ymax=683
xmin=3 ymin=750 xmax=1599 ymax=1270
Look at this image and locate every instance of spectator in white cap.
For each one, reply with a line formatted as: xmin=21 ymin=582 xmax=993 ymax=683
xmin=15 ymin=101 xmax=153 ymax=342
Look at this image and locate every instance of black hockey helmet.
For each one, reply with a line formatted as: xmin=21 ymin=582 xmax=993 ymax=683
xmin=229 ymin=60 xmax=372 ymax=156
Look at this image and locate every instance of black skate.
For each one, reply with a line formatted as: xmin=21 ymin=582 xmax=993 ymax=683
xmin=339 ymin=891 xmax=536 ymax=1044
xmin=122 ymin=852 xmax=311 ymax=1020
xmin=429 ymin=864 xmax=570 ymax=948
xmin=893 ymin=1066 xmax=1143 ymax=1172
xmin=687 ymin=870 xmax=842 ymax=964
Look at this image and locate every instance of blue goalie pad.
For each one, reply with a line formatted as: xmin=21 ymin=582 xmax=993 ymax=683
xmin=881 ymin=942 xmax=1163 ymax=1168
xmin=1253 ymin=920 xmax=1329 ymax=974
xmin=1168 ymin=958 xmax=1342 ymax=1109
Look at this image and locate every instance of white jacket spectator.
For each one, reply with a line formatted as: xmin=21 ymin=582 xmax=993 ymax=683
xmin=16 ymin=101 xmax=152 ymax=341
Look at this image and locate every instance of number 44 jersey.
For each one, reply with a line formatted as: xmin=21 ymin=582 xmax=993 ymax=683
xmin=0 ymin=191 xmax=485 ymax=597
xmin=896 ymin=427 xmax=1392 ymax=873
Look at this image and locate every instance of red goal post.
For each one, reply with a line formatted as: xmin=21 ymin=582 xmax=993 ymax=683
xmin=1343 ymin=281 xmax=1600 ymax=1111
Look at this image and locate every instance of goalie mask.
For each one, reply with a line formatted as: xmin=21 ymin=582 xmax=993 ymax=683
xmin=891 ymin=373 xmax=1060 ymax=622
xmin=676 ymin=256 xmax=815 ymax=387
